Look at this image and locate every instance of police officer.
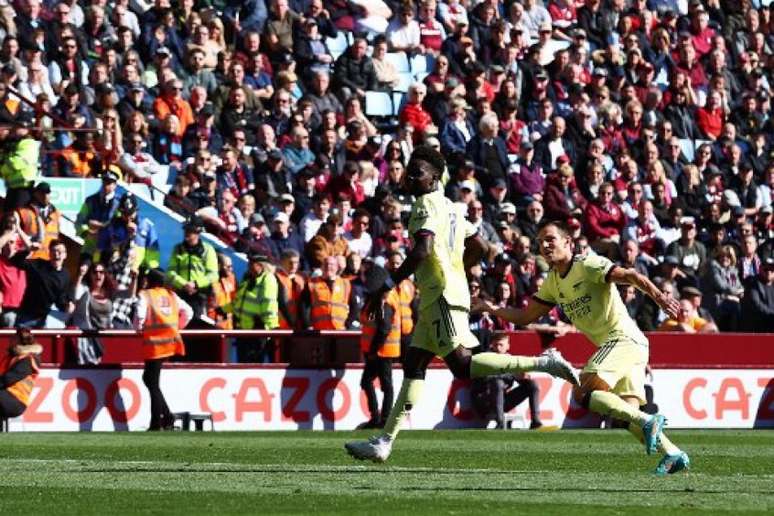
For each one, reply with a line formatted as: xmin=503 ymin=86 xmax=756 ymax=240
xmin=133 ymin=269 xmax=193 ymax=431
xmin=0 ymin=111 xmax=40 ymax=210
xmin=167 ymin=217 xmax=219 ymax=319
xmin=224 ymin=253 xmax=280 ymax=363
xmin=357 ymin=266 xmax=401 ymax=429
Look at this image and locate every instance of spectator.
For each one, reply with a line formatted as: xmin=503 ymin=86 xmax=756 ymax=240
xmin=0 ymin=329 xmax=43 ymax=422
xmin=584 ymin=182 xmax=627 ymax=258
xmin=152 ymin=79 xmax=194 ymax=137
xmin=740 ymin=257 xmax=774 ymax=333
xmin=470 ymin=332 xmax=547 ymax=429
xmin=0 ymin=219 xmax=28 ymax=328
xmin=344 ymin=209 xmax=373 ymax=259
xmin=269 ymin=211 xmax=305 ymax=262
xmin=399 ymin=82 xmax=437 ymax=144
xmin=466 ymin=113 xmax=510 ymax=188
xmin=666 ymin=216 xmax=707 ymax=282
xmin=306 ymin=214 xmax=350 ymax=271
xmin=701 ymin=245 xmax=744 ymax=331
xmin=14 ymin=239 xmax=73 ymax=328
xmin=658 ymin=298 xmax=718 ymax=333
xmin=282 ymin=126 xmax=315 ymax=175
xmin=333 ymin=37 xmax=377 ymax=100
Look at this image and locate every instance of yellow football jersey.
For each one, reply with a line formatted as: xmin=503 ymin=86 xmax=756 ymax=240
xmin=408 ymin=188 xmax=476 ymax=311
xmin=535 ymin=253 xmax=647 ymax=347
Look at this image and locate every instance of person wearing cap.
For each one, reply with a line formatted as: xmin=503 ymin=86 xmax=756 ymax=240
xmin=665 ymin=216 xmax=708 ymax=280
xmin=439 ymin=96 xmax=475 ymax=154
xmin=133 ymin=268 xmax=193 ymax=430
xmin=16 ymin=181 xmax=60 ymax=261
xmin=741 ymin=257 xmax=774 ymax=332
xmin=268 ymin=209 xmax=305 ymax=262
xmin=95 ymin=192 xmax=161 ymax=276
xmin=482 ymin=178 xmax=510 ymax=223
xmin=356 ymin=265 xmax=402 ymax=429
xmin=510 ymin=140 xmax=545 ymax=206
xmin=0 ymin=329 xmax=43 ymax=421
xmin=0 ymin=110 xmax=41 ymax=210
xmin=221 ymin=252 xmax=280 ymax=363
xmin=166 ymin=217 xmax=218 ymax=320
xmin=75 ymin=168 xmax=122 ymax=256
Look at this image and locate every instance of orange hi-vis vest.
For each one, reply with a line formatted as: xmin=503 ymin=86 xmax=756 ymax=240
xmin=17 ymin=205 xmax=60 ymax=260
xmin=60 ymin=147 xmax=97 ymax=177
xmin=309 ymin=277 xmax=351 ymax=330
xmin=277 ymin=270 xmax=305 ymax=329
xmin=142 ymin=287 xmax=185 ymax=360
xmin=359 ymin=289 xmax=401 ymax=358
xmin=398 ymin=279 xmax=415 ymax=335
xmin=0 ymin=353 xmax=40 ymax=407
xmin=208 ymin=274 xmax=236 ymax=329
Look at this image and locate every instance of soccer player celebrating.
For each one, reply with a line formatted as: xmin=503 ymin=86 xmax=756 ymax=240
xmin=474 ymin=221 xmax=690 ymax=475
xmin=345 ymin=146 xmax=579 ymax=462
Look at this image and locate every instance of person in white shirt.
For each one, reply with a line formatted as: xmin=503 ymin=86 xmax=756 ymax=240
xmin=386 ymin=5 xmax=421 ymax=54
xmin=300 ymin=193 xmax=331 ymax=242
xmin=344 ymin=208 xmax=374 ymax=258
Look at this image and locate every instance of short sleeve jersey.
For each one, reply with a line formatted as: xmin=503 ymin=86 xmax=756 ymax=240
xmin=408 ymin=188 xmax=476 ymax=311
xmin=534 ymin=254 xmax=647 ymax=347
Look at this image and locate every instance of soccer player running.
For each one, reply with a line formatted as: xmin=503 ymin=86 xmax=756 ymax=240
xmin=474 ymin=221 xmax=690 ymax=475
xmin=345 ymin=146 xmax=579 ymax=462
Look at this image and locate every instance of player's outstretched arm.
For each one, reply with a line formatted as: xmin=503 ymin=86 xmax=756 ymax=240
xmin=607 ymin=266 xmax=680 ymax=319
xmin=391 ymin=231 xmax=433 ymax=285
xmin=471 ymin=296 xmax=552 ymax=327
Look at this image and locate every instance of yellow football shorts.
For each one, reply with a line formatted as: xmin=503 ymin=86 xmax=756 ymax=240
xmin=582 ymin=336 xmax=649 ymax=405
xmin=411 ymin=296 xmax=479 ymax=358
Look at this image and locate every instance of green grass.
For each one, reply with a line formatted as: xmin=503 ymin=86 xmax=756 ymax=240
xmin=1 ymin=430 xmax=773 ymax=515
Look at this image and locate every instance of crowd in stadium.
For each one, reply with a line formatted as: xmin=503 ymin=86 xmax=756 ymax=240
xmin=0 ymin=0 xmax=772 ymax=360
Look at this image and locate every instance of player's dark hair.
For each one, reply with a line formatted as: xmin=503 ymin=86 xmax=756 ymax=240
xmin=537 ymin=219 xmax=572 ymax=238
xmin=490 ymin=331 xmax=509 ymax=342
xmin=408 ymin=145 xmax=445 ymax=179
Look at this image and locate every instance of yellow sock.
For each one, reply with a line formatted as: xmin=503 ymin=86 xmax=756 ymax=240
xmin=589 ymin=391 xmax=650 ymax=426
xmin=382 ymin=378 xmax=424 ymax=440
xmin=470 ymin=353 xmax=537 ymax=378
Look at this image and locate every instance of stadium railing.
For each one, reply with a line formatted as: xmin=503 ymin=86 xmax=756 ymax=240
xmin=6 ymin=329 xmax=773 ymax=369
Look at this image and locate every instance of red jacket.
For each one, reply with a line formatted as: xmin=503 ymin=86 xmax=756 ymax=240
xmin=399 ymin=102 xmax=433 ymax=142
xmin=584 ymin=201 xmax=627 ymax=241
xmin=696 ymin=106 xmax=724 ymax=140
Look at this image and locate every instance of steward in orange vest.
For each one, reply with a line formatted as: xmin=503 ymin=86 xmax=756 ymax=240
xmin=207 ymin=256 xmax=237 ymax=329
xmin=356 ymin=266 xmax=400 ymax=429
xmin=16 ymin=182 xmax=61 ymax=261
xmin=302 ymin=256 xmax=354 ymax=330
xmin=276 ymin=250 xmax=305 ymax=330
xmin=134 ymin=269 xmax=193 ymax=431
xmin=0 ymin=329 xmax=42 ymax=420
xmin=58 ymin=131 xmax=100 ymax=178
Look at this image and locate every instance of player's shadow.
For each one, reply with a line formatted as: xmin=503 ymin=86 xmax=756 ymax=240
xmin=753 ymin=378 xmax=774 ymax=428
xmin=58 ymin=367 xmax=131 ymax=431
xmin=279 ymin=368 xmax=343 ymax=430
xmin=433 ymin=378 xmax=479 ymax=429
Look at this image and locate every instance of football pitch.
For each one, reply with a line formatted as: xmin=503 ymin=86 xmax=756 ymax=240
xmin=0 ymin=430 xmax=772 ymax=515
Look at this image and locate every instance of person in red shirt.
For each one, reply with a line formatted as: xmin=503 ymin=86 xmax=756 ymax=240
xmin=326 ymin=162 xmax=366 ymax=207
xmin=398 ymin=82 xmax=436 ymax=143
xmin=696 ymin=90 xmax=725 ymax=141
xmin=418 ymin=0 xmax=445 ymax=55
xmin=689 ymin=6 xmax=715 ymax=58
xmin=0 ymin=217 xmax=28 ymax=328
xmin=584 ymin=182 xmax=627 ymax=258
